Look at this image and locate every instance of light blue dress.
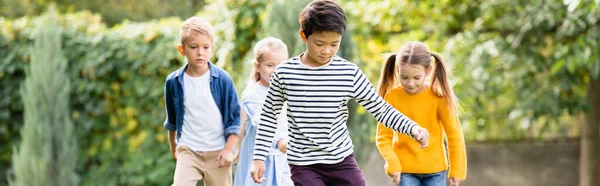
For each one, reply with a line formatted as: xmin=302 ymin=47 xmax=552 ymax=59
xmin=234 ymin=81 xmax=293 ymax=186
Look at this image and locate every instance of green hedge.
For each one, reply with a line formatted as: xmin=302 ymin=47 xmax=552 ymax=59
xmin=1 ymin=11 xmax=186 ymax=185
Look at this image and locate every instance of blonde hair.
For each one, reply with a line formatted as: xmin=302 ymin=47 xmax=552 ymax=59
xmin=179 ymin=17 xmax=214 ymax=45
xmin=252 ymin=37 xmax=289 ymax=82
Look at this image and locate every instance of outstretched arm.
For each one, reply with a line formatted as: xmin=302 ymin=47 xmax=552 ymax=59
xmin=351 ymin=68 xmax=428 ymax=146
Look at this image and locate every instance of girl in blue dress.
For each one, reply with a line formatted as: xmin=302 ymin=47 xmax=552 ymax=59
xmin=234 ymin=37 xmax=293 ymax=186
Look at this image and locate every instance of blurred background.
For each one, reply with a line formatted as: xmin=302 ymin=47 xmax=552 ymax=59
xmin=0 ymin=0 xmax=598 ymax=186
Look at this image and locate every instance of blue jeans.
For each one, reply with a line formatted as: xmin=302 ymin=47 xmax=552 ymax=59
xmin=398 ymin=170 xmax=447 ymax=186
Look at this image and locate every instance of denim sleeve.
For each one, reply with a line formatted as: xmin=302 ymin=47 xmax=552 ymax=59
xmin=223 ymin=77 xmax=241 ymax=137
xmin=163 ymin=78 xmax=176 ymax=131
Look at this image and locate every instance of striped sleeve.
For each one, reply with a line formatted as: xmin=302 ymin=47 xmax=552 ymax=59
xmin=351 ymin=68 xmax=417 ymax=138
xmin=253 ymin=71 xmax=285 ymax=161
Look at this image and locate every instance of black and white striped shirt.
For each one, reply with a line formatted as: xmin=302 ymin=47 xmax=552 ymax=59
xmin=253 ymin=56 xmax=418 ymax=165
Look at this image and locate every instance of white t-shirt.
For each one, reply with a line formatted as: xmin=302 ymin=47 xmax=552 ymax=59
xmin=178 ymin=71 xmax=225 ymax=151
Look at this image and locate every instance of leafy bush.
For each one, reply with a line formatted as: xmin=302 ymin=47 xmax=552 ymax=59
xmin=1 ymin=11 xmax=183 ymax=186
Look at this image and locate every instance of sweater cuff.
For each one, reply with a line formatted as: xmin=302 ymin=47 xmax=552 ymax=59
xmin=449 ymin=169 xmax=467 ymax=180
xmin=384 ymin=160 xmax=402 ymax=175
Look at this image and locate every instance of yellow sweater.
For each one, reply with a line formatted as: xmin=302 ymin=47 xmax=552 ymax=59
xmin=376 ymin=86 xmax=467 ymax=179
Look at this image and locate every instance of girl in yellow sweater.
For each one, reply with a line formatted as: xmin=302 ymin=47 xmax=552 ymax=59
xmin=376 ymin=41 xmax=467 ymax=186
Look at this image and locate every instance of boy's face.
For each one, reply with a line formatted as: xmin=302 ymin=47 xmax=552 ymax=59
xmin=300 ymin=30 xmax=342 ymax=66
xmin=178 ymin=33 xmax=214 ymax=70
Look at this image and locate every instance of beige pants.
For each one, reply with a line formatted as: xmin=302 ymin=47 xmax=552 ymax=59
xmin=172 ymin=145 xmax=232 ymax=186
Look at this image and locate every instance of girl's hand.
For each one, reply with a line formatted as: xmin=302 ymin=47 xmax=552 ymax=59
xmin=450 ymin=178 xmax=462 ymax=186
xmin=389 ymin=172 xmax=401 ymax=185
xmin=411 ymin=126 xmax=429 ymax=148
xmin=277 ymin=139 xmax=287 ymax=153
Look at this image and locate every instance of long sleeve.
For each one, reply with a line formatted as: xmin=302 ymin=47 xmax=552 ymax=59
xmin=273 ymin=104 xmax=288 ymax=142
xmin=163 ymin=78 xmax=176 ymax=131
xmin=223 ymin=75 xmax=241 ymax=137
xmin=241 ymin=100 xmax=287 ymax=142
xmin=351 ymin=68 xmax=418 ymax=137
xmin=253 ymin=72 xmax=286 ymax=161
xmin=439 ymin=100 xmax=467 ymax=179
xmin=376 ymin=122 xmax=402 ymax=174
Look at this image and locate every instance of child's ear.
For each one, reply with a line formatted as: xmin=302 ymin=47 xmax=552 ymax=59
xmin=299 ymin=29 xmax=308 ymax=42
xmin=253 ymin=61 xmax=259 ymax=69
xmin=177 ymin=45 xmax=184 ymax=55
xmin=426 ymin=65 xmax=433 ymax=75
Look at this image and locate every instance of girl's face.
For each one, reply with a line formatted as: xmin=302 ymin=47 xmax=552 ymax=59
xmin=399 ymin=63 xmax=431 ymax=94
xmin=255 ymin=51 xmax=288 ymax=86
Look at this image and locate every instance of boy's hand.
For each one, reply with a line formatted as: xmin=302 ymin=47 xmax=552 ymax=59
xmin=217 ymin=148 xmax=234 ymax=168
xmin=450 ymin=178 xmax=462 ymax=186
xmin=390 ymin=172 xmax=401 ymax=185
xmin=411 ymin=126 xmax=429 ymax=148
xmin=250 ymin=160 xmax=267 ymax=183
xmin=168 ymin=131 xmax=177 ymax=160
xmin=170 ymin=146 xmax=177 ymax=160
xmin=277 ymin=139 xmax=287 ymax=153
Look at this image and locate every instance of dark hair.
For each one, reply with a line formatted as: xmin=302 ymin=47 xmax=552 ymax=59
xmin=299 ymin=0 xmax=347 ymax=38
xmin=377 ymin=41 xmax=459 ymax=114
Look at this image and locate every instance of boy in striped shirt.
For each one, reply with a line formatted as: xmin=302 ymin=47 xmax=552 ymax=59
xmin=251 ymin=1 xmax=429 ymax=185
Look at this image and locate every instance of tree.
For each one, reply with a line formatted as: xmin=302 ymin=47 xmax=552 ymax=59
xmin=260 ymin=0 xmax=310 ymax=55
xmin=197 ymin=0 xmax=268 ymax=90
xmin=437 ymin=1 xmax=598 ymax=185
xmin=0 ymin=0 xmax=206 ymax=26
xmin=443 ymin=1 xmax=599 ymax=185
xmin=9 ymin=7 xmax=79 ymax=186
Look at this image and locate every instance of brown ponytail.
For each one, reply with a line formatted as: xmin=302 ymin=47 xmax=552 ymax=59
xmin=377 ymin=54 xmax=398 ymax=97
xmin=431 ymin=52 xmax=459 ymax=115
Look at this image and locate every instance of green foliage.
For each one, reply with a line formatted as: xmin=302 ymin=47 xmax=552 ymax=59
xmin=1 ymin=0 xmax=598 ymax=185
xmin=9 ymin=7 xmax=78 ymax=186
xmin=260 ymin=0 xmax=309 ymax=55
xmin=198 ymin=0 xmax=268 ymax=92
xmin=1 ymin=11 xmax=183 ymax=185
xmin=342 ymin=0 xmax=598 ymax=141
xmin=0 ymin=0 xmax=276 ymax=184
xmin=0 ymin=0 xmax=206 ymax=26
xmin=444 ymin=0 xmax=599 ymax=141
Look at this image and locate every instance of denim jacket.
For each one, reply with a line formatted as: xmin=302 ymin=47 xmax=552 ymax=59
xmin=163 ymin=62 xmax=241 ymax=141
